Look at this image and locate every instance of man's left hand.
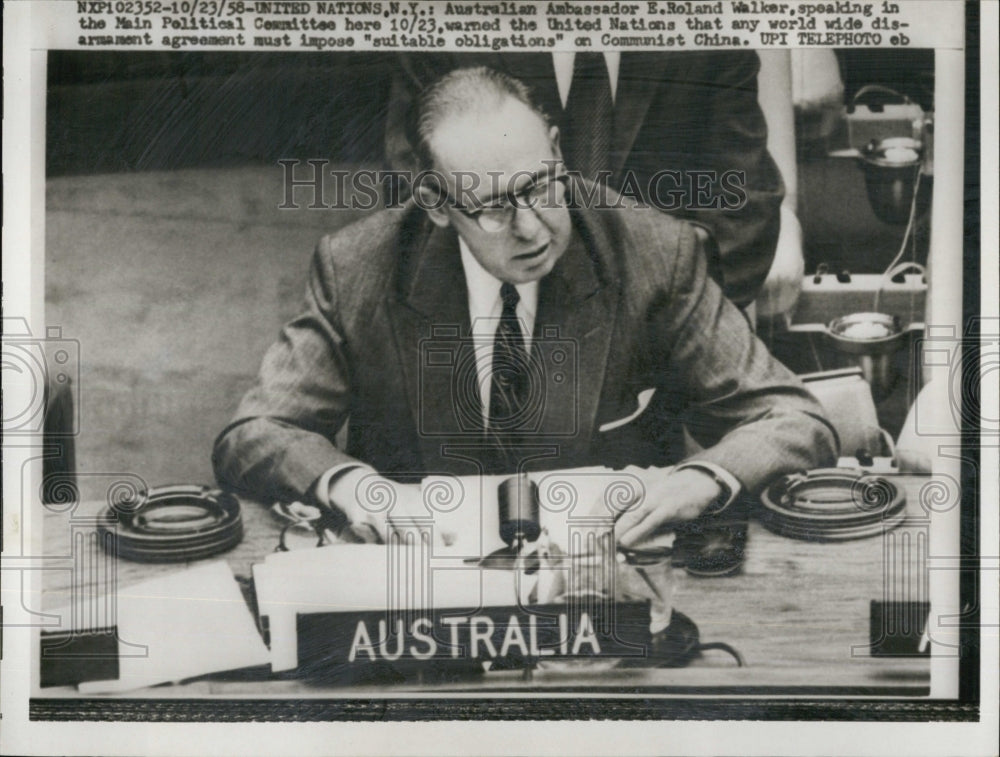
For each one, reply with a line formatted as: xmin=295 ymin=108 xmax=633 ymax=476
xmin=615 ymin=467 xmax=723 ymax=550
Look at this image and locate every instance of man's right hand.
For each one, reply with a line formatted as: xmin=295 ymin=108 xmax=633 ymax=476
xmin=327 ymin=468 xmax=455 ymax=546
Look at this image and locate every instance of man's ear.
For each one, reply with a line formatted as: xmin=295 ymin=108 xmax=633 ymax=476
xmin=548 ymin=125 xmax=563 ymax=161
xmin=415 ymin=185 xmax=451 ymax=228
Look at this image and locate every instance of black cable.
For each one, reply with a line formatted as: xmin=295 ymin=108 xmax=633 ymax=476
xmin=696 ymin=641 xmax=745 ymax=667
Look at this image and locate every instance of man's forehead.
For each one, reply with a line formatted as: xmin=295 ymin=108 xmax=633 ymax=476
xmin=429 ymin=97 xmax=554 ymax=179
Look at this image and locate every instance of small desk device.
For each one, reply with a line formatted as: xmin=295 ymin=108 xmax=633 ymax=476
xmin=97 ymin=484 xmax=243 ymax=562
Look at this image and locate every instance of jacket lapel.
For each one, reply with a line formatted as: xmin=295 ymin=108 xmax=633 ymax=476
xmin=532 ymin=205 xmax=619 ymax=466
xmin=387 ymin=218 xmax=481 ymax=476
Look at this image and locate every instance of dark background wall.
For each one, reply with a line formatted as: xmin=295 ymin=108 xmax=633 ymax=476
xmin=835 ymin=48 xmax=935 ymax=112
xmin=47 ymin=52 xmax=396 ymax=175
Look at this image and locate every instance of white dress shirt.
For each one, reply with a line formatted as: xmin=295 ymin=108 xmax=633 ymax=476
xmin=551 ymin=52 xmax=622 ymax=107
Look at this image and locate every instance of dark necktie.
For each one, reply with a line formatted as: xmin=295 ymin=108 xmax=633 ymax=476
xmin=488 ymin=283 xmax=530 ymax=447
xmin=563 ymin=52 xmax=613 ymax=182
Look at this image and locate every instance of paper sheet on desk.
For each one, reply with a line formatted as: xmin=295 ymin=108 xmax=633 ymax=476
xmin=76 ymin=561 xmax=269 ymax=693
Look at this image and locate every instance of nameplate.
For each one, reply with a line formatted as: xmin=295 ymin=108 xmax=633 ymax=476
xmin=296 ymin=602 xmax=651 ymax=681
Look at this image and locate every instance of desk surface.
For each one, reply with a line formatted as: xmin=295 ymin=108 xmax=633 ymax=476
xmin=38 ymin=476 xmax=932 ymax=697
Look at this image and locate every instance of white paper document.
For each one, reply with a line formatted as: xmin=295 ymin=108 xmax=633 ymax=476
xmin=74 ymin=561 xmax=270 ymax=693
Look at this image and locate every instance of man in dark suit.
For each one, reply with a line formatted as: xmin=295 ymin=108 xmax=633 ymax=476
xmin=386 ymin=52 xmax=783 ymax=310
xmin=214 ymin=67 xmax=834 ymax=551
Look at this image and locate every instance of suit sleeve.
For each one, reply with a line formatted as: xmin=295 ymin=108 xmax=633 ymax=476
xmin=658 ymin=52 xmax=784 ymax=309
xmin=654 ymin=221 xmax=837 ymax=494
xmin=212 ymin=238 xmax=361 ymax=504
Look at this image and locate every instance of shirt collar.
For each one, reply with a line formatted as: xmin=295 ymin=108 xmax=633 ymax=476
xmin=458 ymin=237 xmax=538 ymax=322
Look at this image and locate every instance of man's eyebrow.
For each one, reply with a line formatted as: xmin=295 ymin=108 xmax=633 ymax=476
xmin=475 ymin=170 xmax=547 ymax=207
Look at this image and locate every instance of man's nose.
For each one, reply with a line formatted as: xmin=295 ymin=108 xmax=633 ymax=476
xmin=509 ymin=203 xmax=544 ymax=240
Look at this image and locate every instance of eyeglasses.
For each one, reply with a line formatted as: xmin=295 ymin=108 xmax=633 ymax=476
xmin=446 ymin=169 xmax=570 ymax=233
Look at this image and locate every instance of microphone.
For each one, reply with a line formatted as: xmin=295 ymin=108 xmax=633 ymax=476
xmin=497 ymin=472 xmax=541 ymax=552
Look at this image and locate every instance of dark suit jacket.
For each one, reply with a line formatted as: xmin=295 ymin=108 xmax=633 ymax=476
xmin=386 ymin=51 xmax=784 ymax=309
xmin=213 ymin=184 xmax=835 ymax=506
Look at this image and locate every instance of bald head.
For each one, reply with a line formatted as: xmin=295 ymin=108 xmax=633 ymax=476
xmin=409 ymin=66 xmax=550 ymax=172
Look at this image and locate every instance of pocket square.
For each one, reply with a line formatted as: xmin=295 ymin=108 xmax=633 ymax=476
xmin=598 ymin=388 xmax=656 ymax=433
